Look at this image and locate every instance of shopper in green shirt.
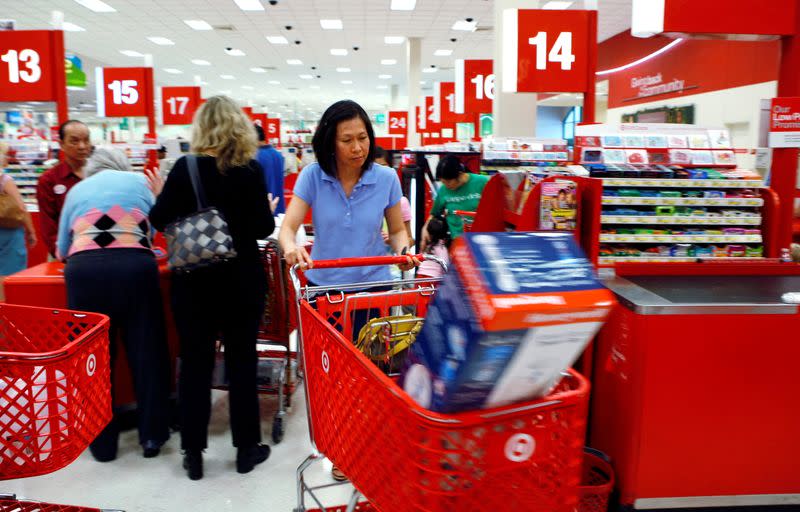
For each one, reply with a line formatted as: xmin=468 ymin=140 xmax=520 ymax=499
xmin=421 ymin=155 xmax=490 ymax=249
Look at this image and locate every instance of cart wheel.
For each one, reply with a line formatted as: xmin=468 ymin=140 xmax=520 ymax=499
xmin=272 ymin=416 xmax=285 ymax=444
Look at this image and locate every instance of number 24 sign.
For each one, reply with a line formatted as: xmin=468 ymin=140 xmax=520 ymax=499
xmin=0 ymin=30 xmax=65 ymax=102
xmin=96 ymin=67 xmax=154 ymax=118
xmin=502 ymin=9 xmax=594 ymax=93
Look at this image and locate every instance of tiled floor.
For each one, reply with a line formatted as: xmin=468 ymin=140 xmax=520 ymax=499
xmin=1 ymin=388 xmax=359 ymax=512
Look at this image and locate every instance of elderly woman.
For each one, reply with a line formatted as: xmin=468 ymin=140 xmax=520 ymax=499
xmin=0 ymin=142 xmax=37 ymax=299
xmin=57 ymin=146 xmax=170 ymax=463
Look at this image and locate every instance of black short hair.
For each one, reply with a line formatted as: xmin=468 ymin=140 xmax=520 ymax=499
xmin=436 ymin=155 xmax=465 ymax=181
xmin=374 ymin=145 xmax=387 ymax=161
xmin=427 ymin=215 xmax=451 ymax=248
xmin=58 ymin=119 xmax=87 ymax=142
xmin=312 ymin=100 xmax=375 ymax=176
xmin=254 ymin=124 xmax=265 ymax=142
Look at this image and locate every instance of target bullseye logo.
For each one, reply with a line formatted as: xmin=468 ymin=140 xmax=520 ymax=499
xmin=86 ymin=354 xmax=97 ymax=376
xmin=505 ymin=433 xmax=536 ymax=462
xmin=321 ymin=351 xmax=330 ymax=374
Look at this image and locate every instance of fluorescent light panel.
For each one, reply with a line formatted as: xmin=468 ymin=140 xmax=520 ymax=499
xmin=434 ymin=49 xmax=452 ymax=56
xmin=74 ymin=0 xmax=115 ymax=13
xmin=378 ymin=74 xmax=392 ymax=79
xmin=120 ymin=50 xmax=142 ymax=57
xmin=242 ymin=85 xmax=254 ymax=89
xmin=390 ymin=0 xmax=416 ymax=10
xmin=148 ymin=36 xmax=174 ymax=45
xmin=287 ymin=59 xmax=302 ymax=65
xmin=163 ymin=68 xmax=183 ymax=74
xmin=422 ymin=67 xmax=437 ymax=73
xmin=542 ymin=1 xmax=574 ymax=8
xmin=192 ymin=59 xmax=211 ymax=65
xmin=62 ymin=22 xmax=86 ymax=32
xmin=320 ymin=19 xmax=343 ymax=30
xmin=234 ymin=0 xmax=264 ymax=11
xmin=377 ymin=85 xmax=388 ymax=89
xmin=266 ymin=35 xmax=288 ymax=44
xmin=268 ymin=80 xmax=280 ymax=85
xmin=250 ymin=67 xmax=267 ymax=73
xmin=336 ymin=67 xmax=351 ymax=73
xmin=221 ymin=74 xmax=235 ymax=79
xmin=299 ymin=74 xmax=313 ymax=79
xmin=330 ymin=48 xmax=348 ymax=56
xmin=226 ymin=48 xmax=246 ymax=56
xmin=184 ymin=19 xmax=213 ymax=30
xmin=341 ymin=80 xmax=353 ymax=84
xmin=451 ymin=20 xmax=477 ymax=31
xmin=384 ymin=36 xmax=405 ymax=45
xmin=381 ymin=59 xmax=397 ymax=65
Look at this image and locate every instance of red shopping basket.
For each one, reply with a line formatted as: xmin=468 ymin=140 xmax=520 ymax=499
xmin=297 ymin=257 xmax=590 ymax=512
xmin=0 ymin=498 xmax=104 ymax=511
xmin=0 ymin=304 xmax=111 ymax=480
xmin=578 ymin=449 xmax=615 ymax=512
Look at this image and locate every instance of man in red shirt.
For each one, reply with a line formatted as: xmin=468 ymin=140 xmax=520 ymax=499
xmin=36 ymin=120 xmax=91 ymax=257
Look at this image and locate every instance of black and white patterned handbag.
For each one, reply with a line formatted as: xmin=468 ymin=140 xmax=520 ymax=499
xmin=165 ymin=155 xmax=237 ymax=272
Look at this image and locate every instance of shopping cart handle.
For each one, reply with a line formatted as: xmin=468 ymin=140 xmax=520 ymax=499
xmin=452 ymin=210 xmax=476 ymax=217
xmin=308 ymin=254 xmax=426 ymax=270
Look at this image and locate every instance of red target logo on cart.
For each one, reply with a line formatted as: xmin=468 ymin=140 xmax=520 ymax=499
xmin=86 ymin=353 xmax=97 ymax=377
xmin=505 ymin=433 xmax=536 ymax=462
xmin=321 ymin=351 xmax=330 ymax=374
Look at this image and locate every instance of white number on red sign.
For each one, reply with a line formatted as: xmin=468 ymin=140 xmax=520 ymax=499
xmin=108 ymin=79 xmax=140 ymax=105
xmin=445 ymin=93 xmax=456 ymax=113
xmin=470 ymin=73 xmax=495 ymax=101
xmin=390 ymin=117 xmax=406 ymax=129
xmin=166 ymin=96 xmax=189 ymax=115
xmin=1 ymin=49 xmax=42 ymax=84
xmin=529 ymin=31 xmax=576 ymax=71
xmin=267 ymin=124 xmax=277 ymax=135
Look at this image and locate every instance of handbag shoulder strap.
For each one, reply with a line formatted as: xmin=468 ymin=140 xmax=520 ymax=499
xmin=185 ymin=154 xmax=208 ymax=210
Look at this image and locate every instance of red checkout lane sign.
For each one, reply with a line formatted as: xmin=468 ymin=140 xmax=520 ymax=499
xmin=161 ymin=86 xmax=202 ymax=125
xmin=769 ymin=97 xmax=800 ymax=148
xmin=502 ymin=9 xmax=592 ymax=93
xmin=455 ymin=59 xmax=494 ymax=115
xmin=387 ymin=111 xmax=408 ymax=136
xmin=96 ymin=67 xmax=154 ymax=118
xmin=265 ymin=117 xmax=280 ymax=140
xmin=0 ymin=30 xmax=65 ymax=102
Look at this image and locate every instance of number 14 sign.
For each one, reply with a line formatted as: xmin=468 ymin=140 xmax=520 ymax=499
xmin=502 ymin=9 xmax=594 ymax=93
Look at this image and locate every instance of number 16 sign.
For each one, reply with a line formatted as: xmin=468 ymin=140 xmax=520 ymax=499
xmin=502 ymin=9 xmax=594 ymax=93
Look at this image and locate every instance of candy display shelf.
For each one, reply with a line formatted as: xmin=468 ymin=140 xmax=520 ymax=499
xmin=600 ymin=178 xmax=763 ymax=188
xmin=600 ymin=234 xmax=762 ymax=243
xmin=600 ymin=215 xmax=762 ymax=226
xmin=3 ymin=163 xmax=53 ymax=209
xmin=602 ymin=197 xmax=763 ymax=207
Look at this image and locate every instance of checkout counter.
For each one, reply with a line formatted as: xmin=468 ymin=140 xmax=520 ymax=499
xmin=591 ymin=271 xmax=800 ymax=509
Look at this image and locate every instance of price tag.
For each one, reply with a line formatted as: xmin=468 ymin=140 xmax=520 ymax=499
xmin=0 ymin=30 xmax=64 ymax=101
xmin=455 ymin=59 xmax=494 ymax=114
xmin=502 ymin=9 xmax=593 ymax=93
xmin=161 ymin=86 xmax=201 ymax=125
xmin=387 ymin=111 xmax=408 ymax=135
xmin=96 ymin=67 xmax=152 ymax=118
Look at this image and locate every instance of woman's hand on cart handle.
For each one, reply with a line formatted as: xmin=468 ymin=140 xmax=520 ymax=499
xmin=286 ymin=245 xmax=313 ymax=269
xmin=397 ymin=247 xmax=420 ymax=272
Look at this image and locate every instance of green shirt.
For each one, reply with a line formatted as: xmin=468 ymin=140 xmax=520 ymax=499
xmin=431 ymin=173 xmax=490 ymax=238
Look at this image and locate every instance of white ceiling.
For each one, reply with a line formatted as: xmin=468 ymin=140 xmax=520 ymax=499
xmin=3 ymin=0 xmax=632 ymax=121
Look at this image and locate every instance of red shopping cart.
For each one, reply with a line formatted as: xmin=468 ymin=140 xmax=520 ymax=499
xmin=291 ymin=256 xmax=590 ymax=512
xmin=451 ymin=210 xmax=476 ymax=233
xmin=0 ymin=495 xmax=120 ymax=511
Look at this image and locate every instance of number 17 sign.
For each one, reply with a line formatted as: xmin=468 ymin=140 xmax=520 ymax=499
xmin=162 ymin=86 xmax=202 ymax=125
xmin=502 ymin=9 xmax=594 ymax=93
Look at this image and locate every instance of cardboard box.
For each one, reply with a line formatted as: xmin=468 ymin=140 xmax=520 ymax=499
xmin=403 ymin=232 xmax=614 ymax=413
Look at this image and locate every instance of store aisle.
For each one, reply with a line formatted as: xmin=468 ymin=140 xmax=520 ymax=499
xmin=2 ymin=389 xmax=356 ymax=511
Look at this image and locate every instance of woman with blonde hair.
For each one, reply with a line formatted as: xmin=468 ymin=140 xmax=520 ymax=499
xmin=0 ymin=142 xmax=37 ymax=299
xmin=149 ymin=96 xmax=275 ymax=480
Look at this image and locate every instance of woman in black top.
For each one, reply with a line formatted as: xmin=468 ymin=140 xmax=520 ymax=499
xmin=148 ymin=95 xmax=274 ymax=480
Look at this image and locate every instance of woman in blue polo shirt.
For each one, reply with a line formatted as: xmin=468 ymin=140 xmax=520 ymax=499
xmin=279 ymin=100 xmax=415 ymax=285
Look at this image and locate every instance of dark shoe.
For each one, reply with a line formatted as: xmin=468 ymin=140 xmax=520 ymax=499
xmin=236 ymin=443 xmax=271 ymax=474
xmin=332 ymin=466 xmax=348 ymax=482
xmin=89 ymin=443 xmax=117 ymax=463
xmin=183 ymin=450 xmax=203 ymax=480
xmin=142 ymin=440 xmax=161 ymax=458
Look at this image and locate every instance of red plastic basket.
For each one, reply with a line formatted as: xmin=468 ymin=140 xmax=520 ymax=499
xmin=578 ymin=450 xmax=615 ymax=512
xmin=259 ymin=240 xmax=290 ymax=342
xmin=0 ymin=499 xmax=103 ymax=511
xmin=299 ymin=288 xmax=590 ymax=512
xmin=0 ymin=304 xmax=111 ymax=480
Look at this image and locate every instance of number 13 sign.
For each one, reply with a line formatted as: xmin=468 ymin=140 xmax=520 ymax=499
xmin=0 ymin=30 xmax=65 ymax=102
xmin=502 ymin=9 xmax=594 ymax=93
xmin=96 ymin=67 xmax=154 ymax=118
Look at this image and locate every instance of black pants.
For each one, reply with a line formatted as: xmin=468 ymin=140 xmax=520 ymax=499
xmin=65 ymin=249 xmax=171 ymax=458
xmin=171 ymin=260 xmax=266 ymax=450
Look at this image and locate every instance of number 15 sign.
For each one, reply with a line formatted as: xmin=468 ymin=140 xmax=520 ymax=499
xmin=96 ymin=67 xmax=154 ymax=118
xmin=502 ymin=9 xmax=594 ymax=93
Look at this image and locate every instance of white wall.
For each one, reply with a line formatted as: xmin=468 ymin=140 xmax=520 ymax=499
xmin=605 ymin=81 xmax=778 ymax=169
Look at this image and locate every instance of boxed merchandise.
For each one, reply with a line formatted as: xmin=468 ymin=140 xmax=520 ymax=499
xmin=402 ymin=232 xmax=615 ymax=413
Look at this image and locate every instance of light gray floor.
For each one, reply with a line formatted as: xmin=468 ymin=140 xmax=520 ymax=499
xmin=2 ymin=387 xmax=359 ymax=511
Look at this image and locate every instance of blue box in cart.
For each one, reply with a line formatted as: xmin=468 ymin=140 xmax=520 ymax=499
xmin=402 ymin=232 xmax=615 ymax=413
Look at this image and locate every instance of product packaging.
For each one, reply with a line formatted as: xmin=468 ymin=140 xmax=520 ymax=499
xmin=402 ymin=232 xmax=615 ymax=413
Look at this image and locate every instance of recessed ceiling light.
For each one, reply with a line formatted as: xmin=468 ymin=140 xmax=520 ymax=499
xmin=63 ymin=22 xmax=86 ymax=32
xmin=163 ymin=68 xmax=183 ymax=74
xmin=242 ymin=85 xmax=254 ymax=90
xmin=226 ymin=48 xmax=246 ymax=57
xmin=341 ymin=80 xmax=353 ymax=84
xmin=120 ymin=50 xmax=143 ymax=57
xmin=336 ymin=67 xmax=351 ymax=73
xmin=542 ymin=1 xmax=574 ymax=8
xmin=299 ymin=74 xmax=313 ymax=79
xmin=381 ymin=59 xmax=397 ymax=65
xmin=221 ymin=74 xmax=235 ymax=79
xmin=377 ymin=85 xmax=389 ymax=90
xmin=384 ymin=36 xmax=405 ymax=45
xmin=434 ymin=49 xmax=453 ymax=56
xmin=330 ymin=48 xmax=348 ymax=56
xmin=287 ymin=59 xmax=303 ymax=65
xmin=310 ymin=85 xmax=321 ymax=89
xmin=73 ymin=0 xmax=115 ymax=13
xmin=268 ymin=100 xmax=278 ymax=104
xmin=451 ymin=20 xmax=477 ymax=31
xmin=422 ymin=67 xmax=437 ymax=73
xmin=192 ymin=59 xmax=211 ymax=65
xmin=250 ymin=67 xmax=267 ymax=73
xmin=320 ymin=19 xmax=343 ymax=30
xmin=390 ymin=0 xmax=416 ymax=11
xmin=419 ymin=80 xmax=426 ymax=85
xmin=233 ymin=0 xmax=264 ymax=11
xmin=266 ymin=35 xmax=288 ymax=44
xmin=184 ymin=19 xmax=213 ymax=30
xmin=268 ymin=80 xmax=280 ymax=85
xmin=378 ymin=74 xmax=392 ymax=79
xmin=148 ymin=36 xmax=175 ymax=46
